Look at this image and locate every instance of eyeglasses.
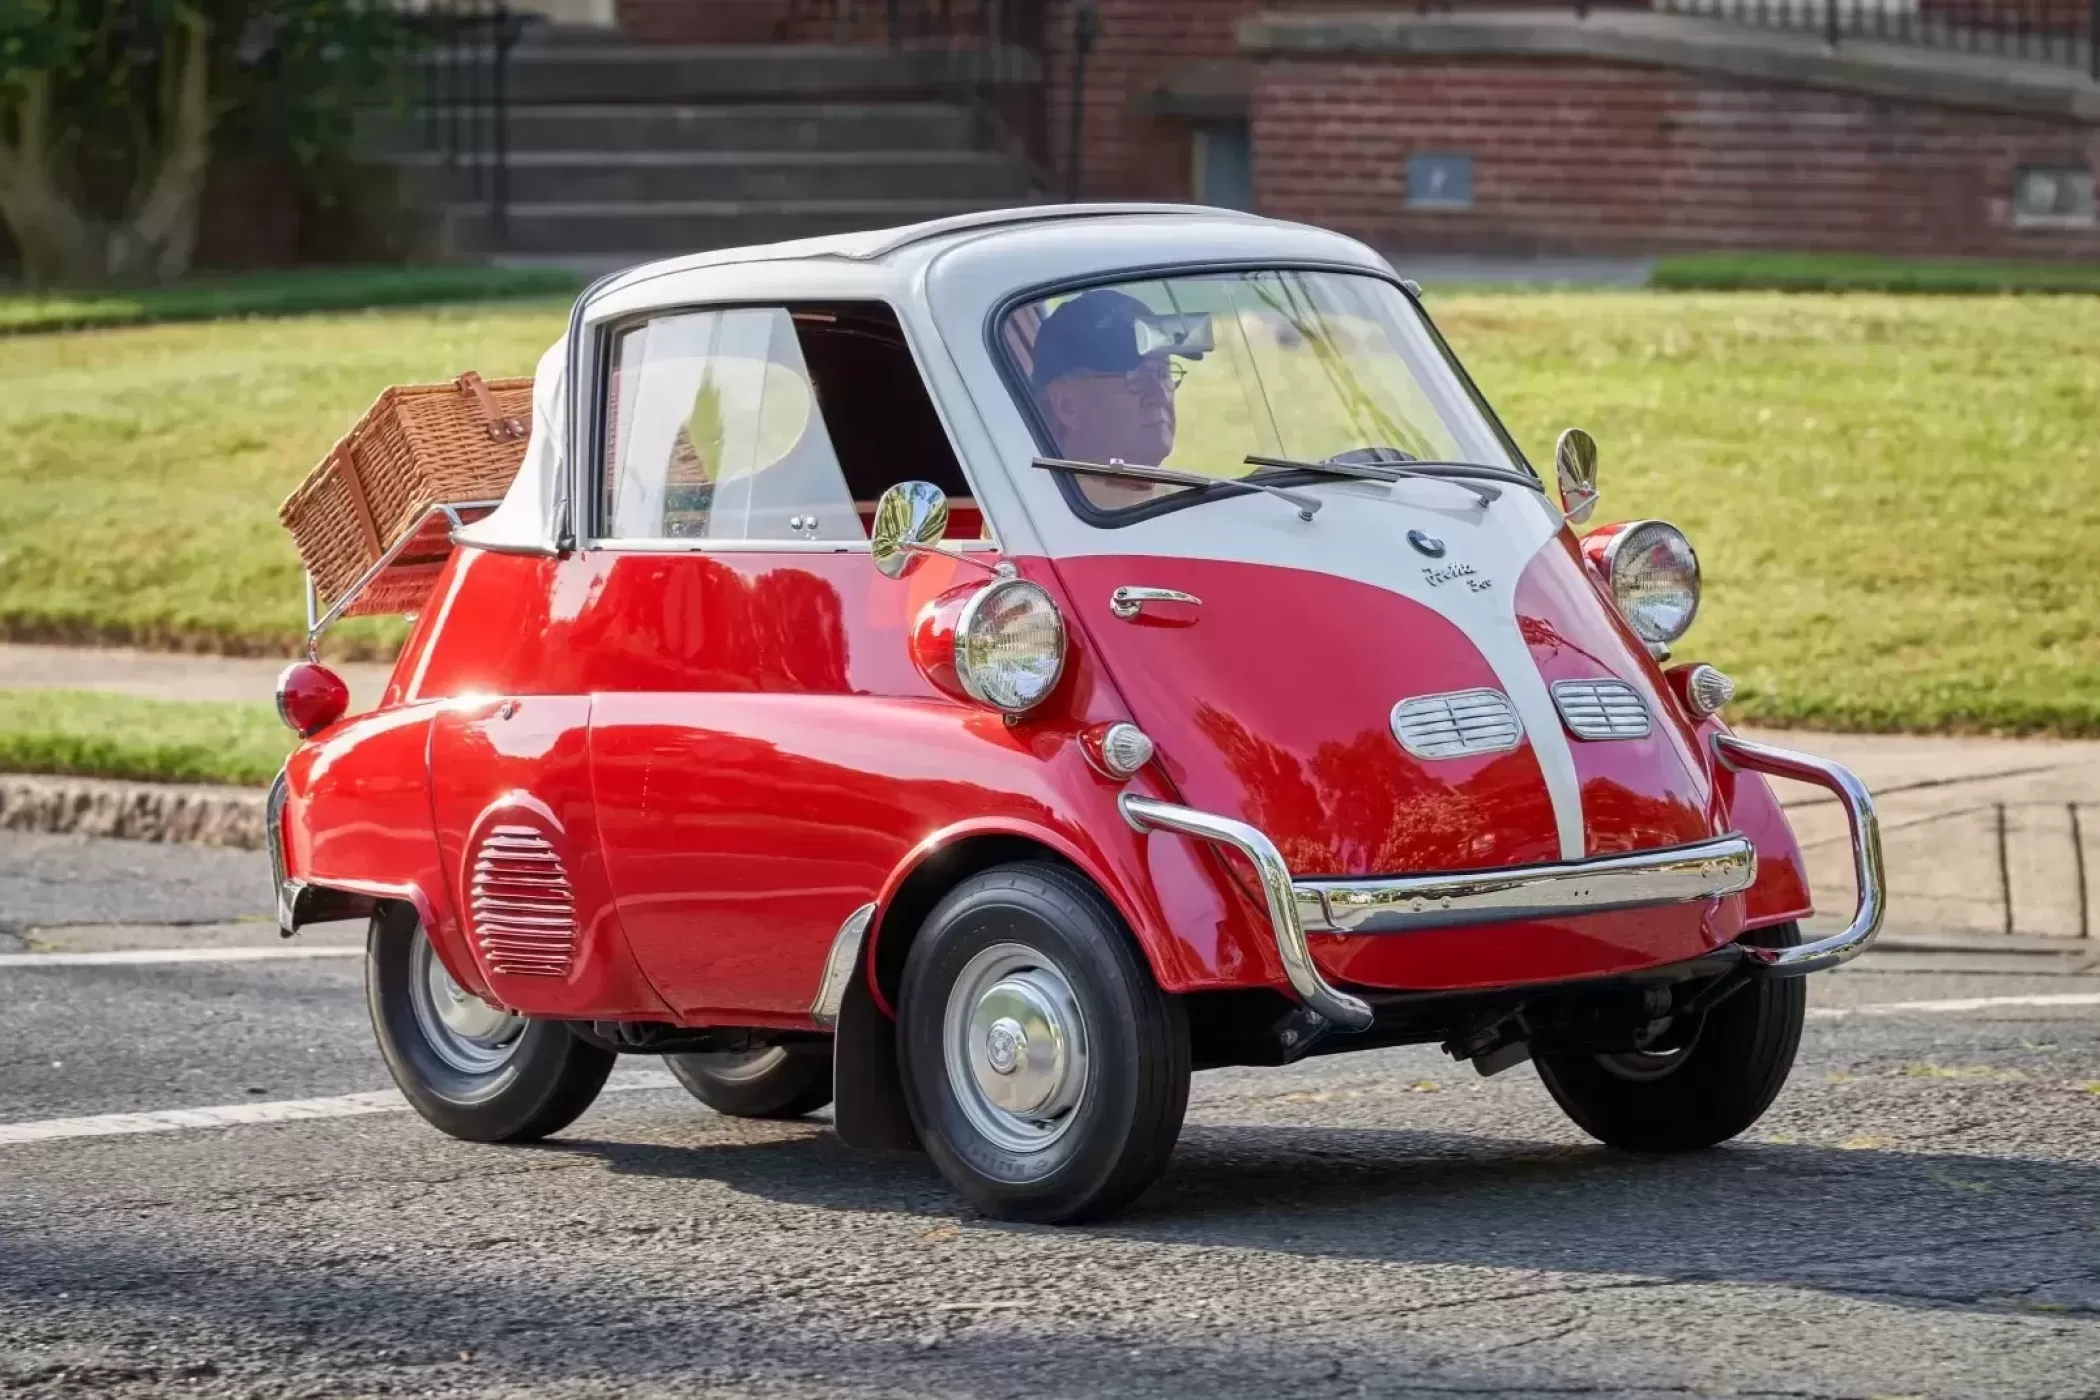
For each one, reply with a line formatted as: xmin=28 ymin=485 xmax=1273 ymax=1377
xmin=1072 ymin=360 xmax=1188 ymax=393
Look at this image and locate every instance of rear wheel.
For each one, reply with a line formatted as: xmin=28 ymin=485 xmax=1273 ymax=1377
xmin=367 ymin=906 xmax=614 ymax=1143
xmin=664 ymin=1045 xmax=834 ymax=1119
xmin=1535 ymin=923 xmax=1806 ymax=1151
xmin=897 ymin=861 xmax=1189 ymax=1224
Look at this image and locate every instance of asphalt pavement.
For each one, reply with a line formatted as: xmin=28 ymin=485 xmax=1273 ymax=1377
xmin=2 ymin=830 xmax=2097 ymax=1399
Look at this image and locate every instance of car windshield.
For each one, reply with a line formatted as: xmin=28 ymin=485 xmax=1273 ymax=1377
xmin=1000 ymin=268 xmax=1528 ymax=516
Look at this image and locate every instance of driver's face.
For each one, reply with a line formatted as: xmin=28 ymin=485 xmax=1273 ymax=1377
xmin=1042 ymin=359 xmax=1177 ymax=469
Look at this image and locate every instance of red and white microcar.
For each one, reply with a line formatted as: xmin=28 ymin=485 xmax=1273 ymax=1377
xmin=271 ymin=206 xmax=1885 ymax=1223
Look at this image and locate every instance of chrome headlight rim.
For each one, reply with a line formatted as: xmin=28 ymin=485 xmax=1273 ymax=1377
xmin=953 ymin=577 xmax=1068 ymax=715
xmin=1602 ymin=518 xmax=1701 ymax=645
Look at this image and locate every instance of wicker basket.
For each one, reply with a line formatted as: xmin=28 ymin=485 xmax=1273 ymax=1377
xmin=281 ymin=372 xmax=531 ymax=617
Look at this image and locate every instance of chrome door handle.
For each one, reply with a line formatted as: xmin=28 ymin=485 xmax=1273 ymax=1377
xmin=1110 ymin=586 xmax=1201 ymax=620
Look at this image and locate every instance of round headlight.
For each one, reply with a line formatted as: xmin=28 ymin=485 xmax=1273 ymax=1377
xmin=1603 ymin=520 xmax=1701 ymax=644
xmin=955 ymin=578 xmax=1067 ymax=713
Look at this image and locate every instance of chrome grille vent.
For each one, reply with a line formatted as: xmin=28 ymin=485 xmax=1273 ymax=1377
xmin=1553 ymin=678 xmax=1652 ymax=740
xmin=1390 ymin=688 xmax=1523 ymax=760
xmin=469 ymin=825 xmax=577 ymax=978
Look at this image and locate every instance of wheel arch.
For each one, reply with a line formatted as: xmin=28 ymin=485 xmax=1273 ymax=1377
xmin=865 ymin=822 xmax=1100 ymax=1017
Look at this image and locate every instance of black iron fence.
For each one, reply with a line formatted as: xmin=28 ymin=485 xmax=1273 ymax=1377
xmin=1655 ymin=0 xmax=2100 ymax=76
xmin=790 ymin=0 xmax=1095 ymax=198
xmin=400 ymin=0 xmax=524 ymax=250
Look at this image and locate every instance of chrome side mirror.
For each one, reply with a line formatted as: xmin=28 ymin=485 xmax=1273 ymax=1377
xmin=870 ymin=480 xmax=949 ymax=579
xmin=1554 ymin=427 xmax=1599 ymax=526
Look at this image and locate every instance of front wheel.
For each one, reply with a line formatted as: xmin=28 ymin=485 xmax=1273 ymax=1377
xmin=1535 ymin=923 xmax=1806 ymax=1151
xmin=897 ymin=861 xmax=1190 ymax=1224
xmin=663 ymin=1045 xmax=834 ymax=1119
xmin=367 ymin=906 xmax=614 ymax=1143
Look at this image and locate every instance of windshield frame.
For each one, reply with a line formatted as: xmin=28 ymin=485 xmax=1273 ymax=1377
xmin=984 ymin=259 xmax=1538 ymax=530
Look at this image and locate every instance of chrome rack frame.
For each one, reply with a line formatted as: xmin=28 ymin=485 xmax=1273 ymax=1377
xmin=302 ymin=500 xmax=502 ymax=661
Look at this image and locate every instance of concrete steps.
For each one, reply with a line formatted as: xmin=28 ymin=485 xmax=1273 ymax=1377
xmin=404 ymin=148 xmax=1031 ymax=206
xmin=444 ymin=198 xmax=1001 ymax=256
xmin=380 ymin=35 xmax=1043 ymax=266
xmin=369 ymin=102 xmax=982 ymax=156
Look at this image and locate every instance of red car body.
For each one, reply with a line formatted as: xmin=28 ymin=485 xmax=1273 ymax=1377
xmin=271 ymin=207 xmax=1881 ymax=1169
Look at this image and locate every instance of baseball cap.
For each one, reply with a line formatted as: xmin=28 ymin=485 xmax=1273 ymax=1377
xmin=1030 ymin=289 xmax=1152 ymax=388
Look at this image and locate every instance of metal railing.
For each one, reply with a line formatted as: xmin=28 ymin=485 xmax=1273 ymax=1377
xmin=1656 ymin=0 xmax=2100 ymax=76
xmin=400 ymin=0 xmax=524 ymax=250
xmin=789 ymin=0 xmax=1084 ymax=197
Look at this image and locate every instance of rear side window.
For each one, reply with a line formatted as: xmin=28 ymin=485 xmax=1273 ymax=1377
xmin=601 ymin=307 xmax=861 ymax=543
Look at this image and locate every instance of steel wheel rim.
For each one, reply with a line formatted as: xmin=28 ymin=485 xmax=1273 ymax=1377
xmin=409 ymin=932 xmax=526 ymax=1075
xmin=1596 ymin=1020 xmax=1704 ymax=1082
xmin=942 ymin=942 xmax=1090 ymax=1155
xmin=682 ymin=1047 xmax=789 ymax=1083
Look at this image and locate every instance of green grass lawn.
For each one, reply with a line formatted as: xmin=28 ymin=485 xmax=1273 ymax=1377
xmin=0 ymin=298 xmax=569 ymax=657
xmin=0 ymin=290 xmax=2095 ymax=740
xmin=1440 ymin=293 xmax=2100 ymax=734
xmin=0 ymin=266 xmax=583 ymax=336
xmin=0 ymin=691 xmax=289 ymax=786
xmin=1651 ymin=251 xmax=2100 ymax=295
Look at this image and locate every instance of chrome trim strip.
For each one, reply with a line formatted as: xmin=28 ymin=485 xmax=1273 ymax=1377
xmin=811 ymin=903 xmax=876 ymax=1027
xmin=1118 ymin=794 xmax=1375 ymax=1031
xmin=1714 ymin=733 xmax=1886 ymax=975
xmin=1296 ymin=835 xmax=1756 ymax=934
xmin=266 ymin=770 xmax=294 ymax=936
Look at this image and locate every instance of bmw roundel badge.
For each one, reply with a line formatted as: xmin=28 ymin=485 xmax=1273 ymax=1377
xmin=1408 ymin=529 xmax=1446 ymax=558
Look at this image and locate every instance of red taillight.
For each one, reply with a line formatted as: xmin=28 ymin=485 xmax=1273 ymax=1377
xmin=276 ymin=662 xmax=349 ymax=737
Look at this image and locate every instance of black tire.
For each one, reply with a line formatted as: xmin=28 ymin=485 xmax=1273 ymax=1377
xmin=366 ymin=905 xmax=614 ymax=1143
xmin=664 ymin=1045 xmax=834 ymax=1119
xmin=1535 ymin=922 xmax=1806 ymax=1151
xmin=897 ymin=860 xmax=1190 ymax=1224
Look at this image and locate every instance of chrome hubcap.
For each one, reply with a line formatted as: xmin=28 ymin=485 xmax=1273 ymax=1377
xmin=409 ymin=933 xmax=526 ymax=1075
xmin=944 ymin=944 xmax=1089 ymax=1153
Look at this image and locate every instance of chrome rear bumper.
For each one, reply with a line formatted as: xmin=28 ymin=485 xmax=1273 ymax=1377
xmin=1117 ymin=733 xmax=1883 ymax=1032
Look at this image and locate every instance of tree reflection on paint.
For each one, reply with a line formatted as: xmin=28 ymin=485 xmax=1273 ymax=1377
xmin=1192 ymin=704 xmax=1559 ymax=877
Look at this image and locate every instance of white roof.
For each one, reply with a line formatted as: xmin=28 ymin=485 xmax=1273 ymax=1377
xmin=461 ymin=205 xmax=1395 ymax=553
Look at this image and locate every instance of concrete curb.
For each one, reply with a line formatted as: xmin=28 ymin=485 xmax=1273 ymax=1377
xmin=0 ymin=773 xmax=266 ymax=851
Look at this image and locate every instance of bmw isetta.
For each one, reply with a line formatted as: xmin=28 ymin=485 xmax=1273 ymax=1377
xmin=271 ymin=205 xmax=1885 ymax=1223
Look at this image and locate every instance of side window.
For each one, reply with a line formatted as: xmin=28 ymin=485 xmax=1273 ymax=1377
xmin=601 ymin=307 xmax=862 ymax=543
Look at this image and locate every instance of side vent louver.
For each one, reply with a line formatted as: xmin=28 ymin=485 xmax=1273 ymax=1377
xmin=470 ymin=825 xmax=577 ymax=978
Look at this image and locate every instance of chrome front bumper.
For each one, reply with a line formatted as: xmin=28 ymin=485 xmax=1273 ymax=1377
xmin=1118 ymin=733 xmax=1883 ymax=1032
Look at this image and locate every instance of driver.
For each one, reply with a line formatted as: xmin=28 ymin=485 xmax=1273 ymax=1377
xmin=1032 ymin=290 xmax=1181 ymax=496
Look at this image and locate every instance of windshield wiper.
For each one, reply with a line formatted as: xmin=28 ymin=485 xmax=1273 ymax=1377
xmin=1243 ymin=453 xmax=1511 ymax=508
xmin=1034 ymin=456 xmax=1321 ymax=521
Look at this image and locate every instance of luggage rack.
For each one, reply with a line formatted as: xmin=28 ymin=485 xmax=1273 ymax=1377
xmin=303 ymin=500 xmax=502 ymax=660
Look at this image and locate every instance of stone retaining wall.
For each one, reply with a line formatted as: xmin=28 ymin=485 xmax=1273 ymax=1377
xmin=0 ymin=775 xmax=266 ymax=852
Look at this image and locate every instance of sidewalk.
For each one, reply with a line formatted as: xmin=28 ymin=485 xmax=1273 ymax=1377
xmin=1 ymin=642 xmax=2093 ymax=950
xmin=0 ymin=641 xmax=394 ymax=713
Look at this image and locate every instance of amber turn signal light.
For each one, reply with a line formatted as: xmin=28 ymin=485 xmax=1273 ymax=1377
xmin=275 ymin=661 xmax=350 ymax=737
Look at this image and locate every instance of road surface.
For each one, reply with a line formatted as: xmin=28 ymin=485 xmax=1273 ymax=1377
xmin=3 ymin=830 xmax=2097 ymax=1398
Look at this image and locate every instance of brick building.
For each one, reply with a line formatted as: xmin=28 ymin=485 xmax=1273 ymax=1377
xmin=425 ymin=0 xmax=2100 ymax=263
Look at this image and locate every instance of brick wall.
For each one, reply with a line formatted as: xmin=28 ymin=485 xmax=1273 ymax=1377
xmin=1251 ymin=56 xmax=2100 ymax=257
xmin=1041 ymin=0 xmax=1245 ymax=201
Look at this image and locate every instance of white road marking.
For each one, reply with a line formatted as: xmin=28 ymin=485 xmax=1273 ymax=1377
xmin=1810 ymin=992 xmax=2100 ymax=1018
xmin=0 ymin=1070 xmax=679 ymax=1147
xmin=0 ymin=946 xmax=364 ymax=968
